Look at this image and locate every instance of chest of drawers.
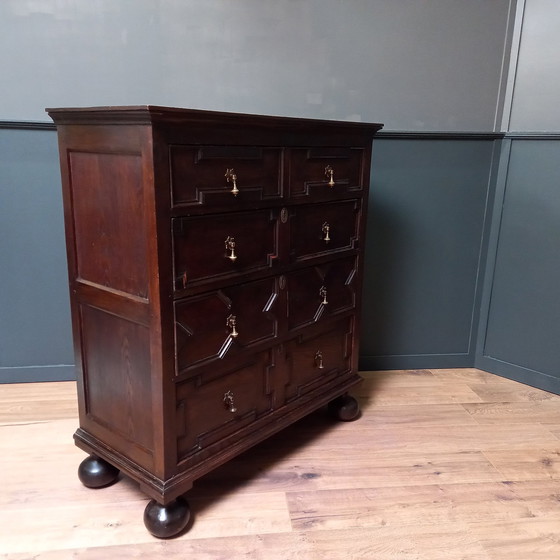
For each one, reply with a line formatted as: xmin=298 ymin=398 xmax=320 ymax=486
xmin=47 ymin=105 xmax=382 ymax=537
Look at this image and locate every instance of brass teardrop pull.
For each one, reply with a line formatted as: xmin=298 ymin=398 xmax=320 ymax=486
xmin=322 ymin=222 xmax=331 ymax=243
xmin=325 ymin=165 xmax=335 ymax=187
xmin=223 ymin=391 xmax=237 ymax=413
xmin=315 ymin=350 xmax=324 ymax=369
xmin=225 ymin=236 xmax=237 ymax=261
xmin=226 ymin=314 xmax=239 ymax=338
xmin=319 ymin=286 xmax=328 ymax=305
xmin=225 ymin=168 xmax=239 ymax=196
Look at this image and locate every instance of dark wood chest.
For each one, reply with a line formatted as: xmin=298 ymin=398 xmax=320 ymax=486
xmin=47 ymin=105 xmax=382 ymax=537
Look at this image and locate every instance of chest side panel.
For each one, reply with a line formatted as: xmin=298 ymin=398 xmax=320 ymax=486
xmin=54 ymin=123 xmax=163 ymax=473
xmin=69 ymin=151 xmax=149 ymax=299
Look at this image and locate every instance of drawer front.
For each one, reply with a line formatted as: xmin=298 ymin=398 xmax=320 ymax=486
xmin=288 ymin=147 xmax=365 ymax=201
xmin=176 ymin=350 xmax=275 ymax=461
xmin=284 ymin=318 xmax=353 ymax=403
xmin=175 ymin=277 xmax=280 ymax=375
xmin=170 ymin=145 xmax=282 ymax=207
xmin=290 ymin=200 xmax=360 ymax=262
xmin=173 ymin=209 xmax=279 ymax=292
xmin=287 ymin=257 xmax=357 ymax=331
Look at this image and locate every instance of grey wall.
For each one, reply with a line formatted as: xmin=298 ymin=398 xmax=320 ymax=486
xmin=0 ymin=127 xmax=74 ymax=382
xmin=1 ymin=0 xmax=521 ymax=383
xmin=477 ymin=138 xmax=560 ymax=394
xmin=361 ymin=135 xmax=499 ymax=370
xmin=0 ymin=126 xmax=503 ymax=383
xmin=474 ymin=1 xmax=560 ymax=394
xmin=0 ymin=0 xmax=512 ymax=131
xmin=508 ymin=0 xmax=560 ymax=131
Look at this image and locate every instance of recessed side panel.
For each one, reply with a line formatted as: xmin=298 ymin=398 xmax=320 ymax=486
xmin=79 ymin=304 xmax=154 ymax=464
xmin=69 ymin=151 xmax=149 ymax=299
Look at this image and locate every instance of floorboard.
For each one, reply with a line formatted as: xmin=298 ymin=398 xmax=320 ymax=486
xmin=1 ymin=368 xmax=559 ymax=559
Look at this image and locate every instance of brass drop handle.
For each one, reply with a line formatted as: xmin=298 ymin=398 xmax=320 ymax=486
xmin=320 ymin=286 xmax=328 ymax=305
xmin=315 ymin=350 xmax=324 ymax=369
xmin=226 ymin=314 xmax=239 ymax=338
xmin=225 ymin=168 xmax=239 ymax=196
xmin=325 ymin=165 xmax=335 ymax=187
xmin=322 ymin=222 xmax=331 ymax=243
xmin=225 ymin=236 xmax=237 ymax=261
xmin=223 ymin=391 xmax=237 ymax=413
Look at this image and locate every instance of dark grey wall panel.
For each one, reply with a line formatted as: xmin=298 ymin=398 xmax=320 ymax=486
xmin=360 ymin=136 xmax=498 ymax=370
xmin=1 ymin=128 xmax=502 ymax=382
xmin=477 ymin=138 xmax=560 ymax=394
xmin=0 ymin=127 xmax=74 ymax=382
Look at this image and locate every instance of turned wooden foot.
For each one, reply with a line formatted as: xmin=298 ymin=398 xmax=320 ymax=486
xmin=144 ymin=497 xmax=191 ymax=538
xmin=328 ymin=394 xmax=360 ymax=421
xmin=78 ymin=455 xmax=120 ymax=488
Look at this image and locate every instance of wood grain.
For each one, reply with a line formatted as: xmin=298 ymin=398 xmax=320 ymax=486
xmin=1 ymin=368 xmax=560 ymax=559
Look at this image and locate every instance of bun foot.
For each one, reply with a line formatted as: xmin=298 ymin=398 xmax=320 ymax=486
xmin=78 ymin=455 xmax=120 ymax=488
xmin=144 ymin=497 xmax=191 ymax=538
xmin=328 ymin=394 xmax=360 ymax=422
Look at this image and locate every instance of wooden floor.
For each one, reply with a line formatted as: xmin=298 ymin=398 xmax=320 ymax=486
xmin=1 ymin=369 xmax=560 ymax=559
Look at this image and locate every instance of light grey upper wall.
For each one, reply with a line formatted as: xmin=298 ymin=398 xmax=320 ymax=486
xmin=0 ymin=0 xmax=513 ymax=131
xmin=509 ymin=0 xmax=560 ymax=131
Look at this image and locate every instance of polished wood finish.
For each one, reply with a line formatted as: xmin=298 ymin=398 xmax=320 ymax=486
xmin=2 ymin=368 xmax=560 ymax=558
xmin=77 ymin=455 xmax=120 ymax=489
xmin=143 ymin=497 xmax=191 ymax=539
xmin=46 ymin=106 xmax=382 ymax=536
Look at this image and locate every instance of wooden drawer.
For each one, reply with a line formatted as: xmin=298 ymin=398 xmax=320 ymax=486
xmin=175 ymin=277 xmax=280 ymax=375
xmin=289 ymin=200 xmax=360 ymax=262
xmin=170 ymin=145 xmax=283 ymax=207
xmin=173 ymin=209 xmax=279 ymax=292
xmin=176 ymin=350 xmax=275 ymax=461
xmin=288 ymin=147 xmax=365 ymax=201
xmin=284 ymin=318 xmax=353 ymax=403
xmin=287 ymin=257 xmax=357 ymax=331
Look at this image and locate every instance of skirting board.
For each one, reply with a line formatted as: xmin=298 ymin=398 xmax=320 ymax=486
xmin=0 ymin=365 xmax=76 ymax=384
